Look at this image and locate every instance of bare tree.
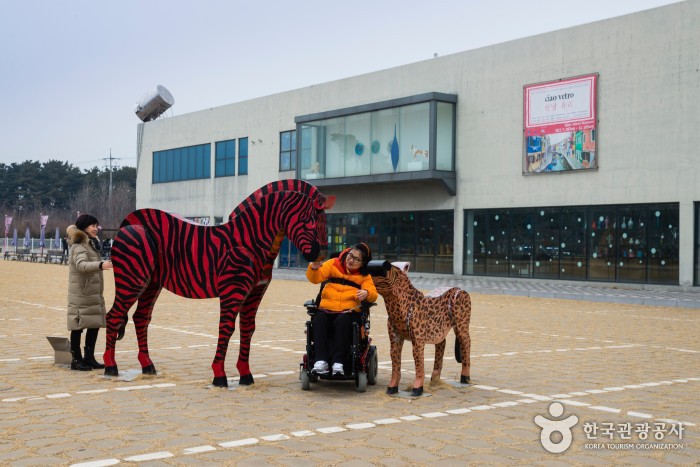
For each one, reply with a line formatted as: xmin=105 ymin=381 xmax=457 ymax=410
xmin=108 ymin=182 xmax=136 ymax=229
xmin=68 ymin=179 xmax=135 ymax=233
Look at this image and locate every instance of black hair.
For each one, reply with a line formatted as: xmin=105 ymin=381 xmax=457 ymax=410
xmin=339 ymin=242 xmax=372 ymax=275
xmin=75 ymin=214 xmax=99 ymax=232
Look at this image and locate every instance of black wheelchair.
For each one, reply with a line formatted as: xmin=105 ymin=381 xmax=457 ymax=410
xmin=299 ymin=260 xmax=390 ymax=392
xmin=299 ymin=299 xmax=377 ymax=392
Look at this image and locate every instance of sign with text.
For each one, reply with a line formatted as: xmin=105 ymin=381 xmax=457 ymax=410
xmin=523 ymin=74 xmax=598 ymax=174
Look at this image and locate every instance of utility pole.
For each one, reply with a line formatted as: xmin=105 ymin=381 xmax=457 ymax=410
xmin=103 ymin=149 xmax=120 ymax=229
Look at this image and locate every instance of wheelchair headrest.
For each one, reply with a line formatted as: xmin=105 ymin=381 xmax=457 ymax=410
xmin=365 ymin=260 xmax=391 ymax=277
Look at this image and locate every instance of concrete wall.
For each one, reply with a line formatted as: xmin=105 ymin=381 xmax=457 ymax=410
xmin=135 ymin=0 xmax=699 ymax=284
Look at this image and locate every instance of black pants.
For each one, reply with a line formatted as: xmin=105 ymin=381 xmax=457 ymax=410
xmin=312 ymin=311 xmax=360 ymax=365
xmin=71 ymin=328 xmax=99 ymax=353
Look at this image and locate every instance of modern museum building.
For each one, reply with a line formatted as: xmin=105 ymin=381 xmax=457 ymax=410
xmin=133 ymin=1 xmax=700 ymax=287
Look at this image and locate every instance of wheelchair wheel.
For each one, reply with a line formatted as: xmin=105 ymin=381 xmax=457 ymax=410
xmin=300 ymin=368 xmax=311 ymax=390
xmin=367 ymin=346 xmax=378 ymax=385
xmin=355 ymin=372 xmax=368 ymax=393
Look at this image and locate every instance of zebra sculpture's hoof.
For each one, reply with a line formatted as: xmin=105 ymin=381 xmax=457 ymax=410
xmin=104 ymin=366 xmax=119 ymax=376
xmin=460 ymin=375 xmax=471 ymax=384
xmin=411 ymin=386 xmax=424 ymax=397
xmin=238 ymin=374 xmax=255 ymax=386
xmin=142 ymin=364 xmax=157 ymax=375
xmin=212 ymin=376 xmax=229 ymax=388
xmin=386 ymin=386 xmax=399 ymax=395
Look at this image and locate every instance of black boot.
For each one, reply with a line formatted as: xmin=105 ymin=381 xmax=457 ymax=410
xmin=83 ymin=346 xmax=105 ymax=369
xmin=71 ymin=349 xmax=92 ymax=371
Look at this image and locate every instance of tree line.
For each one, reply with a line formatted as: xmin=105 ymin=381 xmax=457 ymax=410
xmin=1 ymin=160 xmax=136 ymax=239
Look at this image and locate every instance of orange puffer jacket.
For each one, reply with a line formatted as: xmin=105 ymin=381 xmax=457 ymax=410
xmin=306 ymin=257 xmax=378 ymax=312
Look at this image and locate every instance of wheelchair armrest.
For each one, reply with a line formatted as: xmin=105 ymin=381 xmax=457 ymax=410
xmin=304 ymin=299 xmax=318 ymax=317
xmin=360 ymin=301 xmax=376 ymax=316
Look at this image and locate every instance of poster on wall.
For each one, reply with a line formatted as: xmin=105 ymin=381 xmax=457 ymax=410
xmin=523 ymin=73 xmax=598 ymax=174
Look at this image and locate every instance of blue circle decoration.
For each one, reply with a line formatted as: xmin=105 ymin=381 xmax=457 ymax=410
xmin=371 ymin=140 xmax=380 ymax=154
xmin=354 ymin=142 xmax=364 ymax=156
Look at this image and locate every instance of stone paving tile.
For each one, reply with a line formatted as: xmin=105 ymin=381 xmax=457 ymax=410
xmin=1 ymin=261 xmax=699 ymax=465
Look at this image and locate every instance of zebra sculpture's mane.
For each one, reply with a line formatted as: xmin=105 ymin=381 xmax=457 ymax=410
xmin=226 ymin=180 xmax=321 ymax=267
xmin=229 ymin=179 xmax=318 ymax=221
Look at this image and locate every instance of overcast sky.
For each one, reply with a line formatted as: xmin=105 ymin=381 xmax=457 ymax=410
xmin=0 ymin=0 xmax=681 ymax=170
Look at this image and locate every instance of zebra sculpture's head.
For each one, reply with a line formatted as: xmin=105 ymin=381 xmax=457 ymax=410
xmin=287 ymin=188 xmax=335 ymax=262
xmin=230 ymin=180 xmax=335 ymax=262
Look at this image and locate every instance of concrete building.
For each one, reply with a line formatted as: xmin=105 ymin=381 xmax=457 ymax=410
xmin=135 ymin=0 xmax=700 ymax=287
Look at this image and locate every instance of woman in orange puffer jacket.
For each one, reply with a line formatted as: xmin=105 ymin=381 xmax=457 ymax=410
xmin=306 ymin=243 xmax=378 ymax=376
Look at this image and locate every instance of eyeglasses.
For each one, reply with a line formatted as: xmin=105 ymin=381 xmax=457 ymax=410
xmin=346 ymin=253 xmax=363 ymax=263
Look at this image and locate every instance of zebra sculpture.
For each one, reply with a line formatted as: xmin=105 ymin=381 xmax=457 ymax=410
xmin=103 ymin=179 xmax=335 ymax=387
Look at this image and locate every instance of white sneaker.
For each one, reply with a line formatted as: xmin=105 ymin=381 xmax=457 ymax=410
xmin=312 ymin=360 xmax=329 ymax=374
xmin=332 ymin=363 xmax=344 ymax=375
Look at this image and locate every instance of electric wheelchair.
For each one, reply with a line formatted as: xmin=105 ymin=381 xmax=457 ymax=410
xmin=299 ymin=260 xmax=390 ymax=392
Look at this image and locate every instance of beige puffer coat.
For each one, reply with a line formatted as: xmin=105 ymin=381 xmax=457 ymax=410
xmin=66 ymin=225 xmax=107 ymax=331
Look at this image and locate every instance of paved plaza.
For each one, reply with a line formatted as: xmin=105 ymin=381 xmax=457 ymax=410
xmin=1 ymin=260 xmax=698 ymax=466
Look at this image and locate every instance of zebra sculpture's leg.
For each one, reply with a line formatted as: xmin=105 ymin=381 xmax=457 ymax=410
xmin=235 ymin=279 xmax=270 ymax=385
xmin=132 ymin=281 xmax=163 ymax=375
xmin=211 ymin=301 xmax=242 ymax=388
xmin=104 ymin=224 xmax=157 ymax=376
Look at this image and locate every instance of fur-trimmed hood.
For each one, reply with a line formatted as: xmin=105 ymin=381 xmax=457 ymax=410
xmin=66 ymin=224 xmax=90 ymax=246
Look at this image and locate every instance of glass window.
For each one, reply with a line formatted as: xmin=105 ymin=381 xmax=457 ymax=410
xmin=322 ymin=210 xmax=453 ymax=274
xmin=215 ymin=139 xmax=236 ymax=177
xmin=279 ymin=130 xmax=296 ymax=171
xmin=486 ymin=210 xmax=510 ymax=277
xmin=436 ymin=102 xmax=454 ymax=171
xmin=464 ymin=211 xmax=486 ymax=275
xmin=152 ymin=151 xmax=160 ymax=183
xmin=238 ymin=137 xmax=248 ymax=175
xmin=152 ymin=143 xmax=211 ymax=183
xmin=322 ymin=117 xmax=346 ymax=179
xmin=559 ymin=208 xmax=586 ymax=280
xmin=648 ymin=205 xmax=679 ymax=285
xmin=510 ymin=210 xmax=534 ymax=277
xmin=345 ymin=113 xmax=372 ymax=177
xmin=401 ymin=103 xmax=430 ymax=173
xmin=465 ymin=204 xmax=678 ymax=285
xmin=616 ymin=206 xmax=647 ymax=283
xmin=588 ymin=207 xmax=616 ymax=281
xmin=534 ymin=208 xmax=560 ymax=279
xmin=370 ymin=107 xmax=400 ymax=175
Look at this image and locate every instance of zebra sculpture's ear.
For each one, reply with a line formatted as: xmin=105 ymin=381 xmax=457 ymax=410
xmin=314 ymin=195 xmax=336 ymax=210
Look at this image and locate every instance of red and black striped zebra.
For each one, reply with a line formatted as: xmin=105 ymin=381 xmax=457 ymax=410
xmin=103 ymin=179 xmax=335 ymax=387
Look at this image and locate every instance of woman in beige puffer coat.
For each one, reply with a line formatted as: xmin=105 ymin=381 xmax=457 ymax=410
xmin=66 ymin=214 xmax=113 ymax=371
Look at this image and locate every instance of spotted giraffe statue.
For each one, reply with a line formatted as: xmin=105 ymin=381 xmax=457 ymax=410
xmin=371 ymin=262 xmax=471 ymax=396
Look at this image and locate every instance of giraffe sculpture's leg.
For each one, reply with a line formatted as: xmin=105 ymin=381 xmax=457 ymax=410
xmin=431 ymin=338 xmax=446 ymax=383
xmin=386 ymin=325 xmax=404 ymax=395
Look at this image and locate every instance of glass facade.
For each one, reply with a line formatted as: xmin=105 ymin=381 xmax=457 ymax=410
xmin=464 ymin=203 xmax=679 ymax=284
xmin=279 ymin=210 xmax=453 ymax=273
xmin=296 ymin=94 xmax=455 ymax=181
xmin=153 ymin=143 xmax=211 ymax=183
xmin=215 ymin=139 xmax=235 ymax=177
